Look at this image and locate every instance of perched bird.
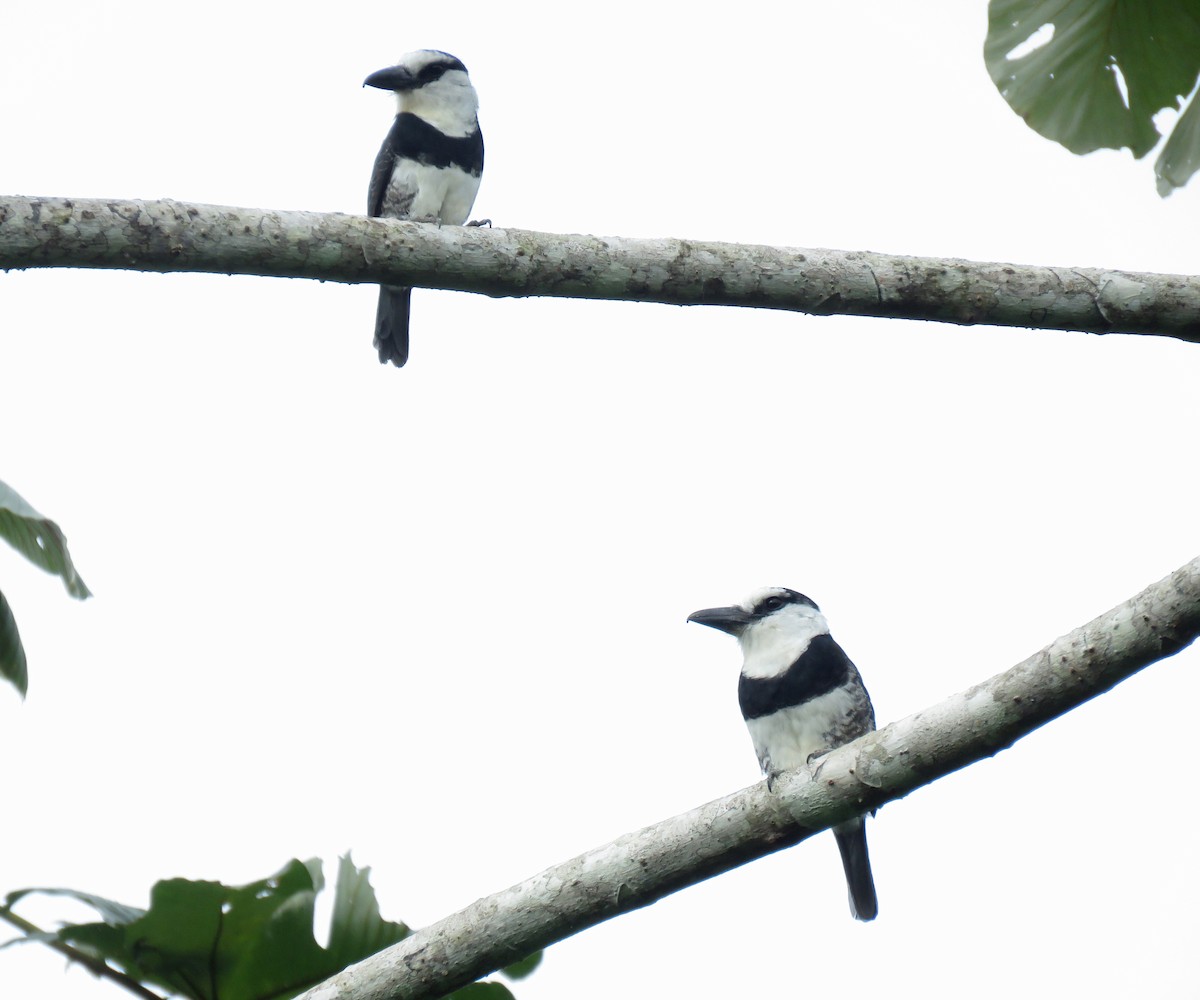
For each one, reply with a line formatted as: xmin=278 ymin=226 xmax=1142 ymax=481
xmin=364 ymin=50 xmax=484 ymax=367
xmin=688 ymin=587 xmax=879 ymax=921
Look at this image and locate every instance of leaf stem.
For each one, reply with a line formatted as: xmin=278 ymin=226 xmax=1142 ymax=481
xmin=0 ymin=905 xmax=165 ymax=1000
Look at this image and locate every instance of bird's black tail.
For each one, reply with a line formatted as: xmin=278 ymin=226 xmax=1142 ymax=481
xmin=374 ymin=285 xmax=412 ymax=367
xmin=833 ymin=819 xmax=878 ymax=921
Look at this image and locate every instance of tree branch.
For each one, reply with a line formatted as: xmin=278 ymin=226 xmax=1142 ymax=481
xmin=296 ymin=555 xmax=1200 ymax=1000
xmin=2 ymin=195 xmax=1198 ymax=343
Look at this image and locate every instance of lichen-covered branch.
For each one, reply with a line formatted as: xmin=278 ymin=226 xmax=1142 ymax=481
xmin=2 ymin=195 xmax=1199 ymax=342
xmin=298 ymin=556 xmax=1200 ymax=1000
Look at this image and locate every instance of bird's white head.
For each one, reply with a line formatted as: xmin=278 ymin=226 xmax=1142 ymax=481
xmin=363 ymin=49 xmax=479 ymax=136
xmin=688 ymin=587 xmax=831 ymax=679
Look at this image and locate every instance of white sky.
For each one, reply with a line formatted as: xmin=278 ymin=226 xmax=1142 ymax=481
xmin=3 ymin=2 xmax=1199 ymax=998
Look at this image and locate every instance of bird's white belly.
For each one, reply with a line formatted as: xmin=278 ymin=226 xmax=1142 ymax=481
xmin=745 ymin=685 xmax=857 ymax=774
xmin=388 ymin=161 xmax=480 ymax=225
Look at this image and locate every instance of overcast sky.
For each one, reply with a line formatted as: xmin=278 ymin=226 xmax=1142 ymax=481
xmin=3 ymin=2 xmax=1198 ymax=998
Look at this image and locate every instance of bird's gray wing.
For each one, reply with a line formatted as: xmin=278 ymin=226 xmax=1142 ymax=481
xmin=828 ymin=659 xmax=876 ymax=746
xmin=368 ymin=117 xmax=415 ymax=219
xmin=368 ymin=144 xmax=393 ymax=218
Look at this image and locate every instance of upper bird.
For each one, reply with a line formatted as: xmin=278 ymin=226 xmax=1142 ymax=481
xmin=364 ymin=50 xmax=484 ymax=367
xmin=688 ymin=587 xmax=879 ymax=921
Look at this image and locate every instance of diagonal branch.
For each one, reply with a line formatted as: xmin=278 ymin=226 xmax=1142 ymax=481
xmin=297 ymin=556 xmax=1200 ymax=1000
xmin=2 ymin=195 xmax=1199 ymax=343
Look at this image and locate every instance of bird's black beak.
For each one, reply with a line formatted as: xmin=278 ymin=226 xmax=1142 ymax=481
xmin=364 ymin=65 xmax=416 ymax=91
xmin=687 ymin=606 xmax=751 ymax=637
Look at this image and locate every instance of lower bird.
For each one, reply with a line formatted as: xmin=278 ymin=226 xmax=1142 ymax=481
xmin=364 ymin=49 xmax=485 ymax=367
xmin=688 ymin=587 xmax=879 ymax=921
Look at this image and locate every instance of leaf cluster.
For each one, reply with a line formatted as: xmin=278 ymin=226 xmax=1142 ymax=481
xmin=0 ymin=478 xmax=91 ymax=699
xmin=986 ymin=0 xmax=1200 ymax=194
xmin=1 ymin=855 xmax=540 ymax=1000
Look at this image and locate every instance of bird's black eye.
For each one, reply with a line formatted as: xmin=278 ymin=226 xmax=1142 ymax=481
xmin=759 ymin=596 xmax=786 ymax=613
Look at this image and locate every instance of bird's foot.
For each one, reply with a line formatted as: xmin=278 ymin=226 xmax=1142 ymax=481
xmin=807 ymin=747 xmax=833 ymax=779
xmin=466 ymin=218 xmax=492 ymax=227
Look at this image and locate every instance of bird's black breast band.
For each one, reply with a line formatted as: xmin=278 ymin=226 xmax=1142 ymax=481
xmin=388 ymin=113 xmax=484 ymax=174
xmin=738 ymin=633 xmax=852 ymax=720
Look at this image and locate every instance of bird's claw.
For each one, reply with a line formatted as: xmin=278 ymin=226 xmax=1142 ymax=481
xmin=806 ymin=747 xmax=835 ymax=779
xmin=466 ymin=218 xmax=492 ymax=227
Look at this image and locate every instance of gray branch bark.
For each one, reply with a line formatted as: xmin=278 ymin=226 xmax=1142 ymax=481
xmin=2 ymin=195 xmax=1199 ymax=342
xmin=296 ymin=555 xmax=1200 ymax=1000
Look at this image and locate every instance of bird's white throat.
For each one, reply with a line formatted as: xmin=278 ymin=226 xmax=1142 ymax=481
xmin=738 ymin=604 xmax=830 ymax=680
xmin=397 ymin=73 xmax=479 ymax=136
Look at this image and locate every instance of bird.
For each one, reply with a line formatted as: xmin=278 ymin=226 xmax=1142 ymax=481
xmin=688 ymin=587 xmax=879 ymax=921
xmin=364 ymin=50 xmax=485 ymax=367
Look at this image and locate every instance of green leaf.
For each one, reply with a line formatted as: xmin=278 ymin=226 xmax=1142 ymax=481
xmin=448 ymin=984 xmax=516 ymax=1000
xmin=5 ymin=856 xmax=414 ymax=1000
xmin=985 ymin=0 xmax=1200 ymax=189
xmin=1156 ymin=86 xmax=1200 ymax=194
xmin=0 ymin=479 xmax=91 ymax=599
xmin=500 ymin=951 xmax=544 ymax=981
xmin=5 ymin=856 xmax=542 ymax=1000
xmin=0 ymin=591 xmax=28 ymax=698
xmin=3 ymin=886 xmax=145 ymax=925
xmin=65 ymin=880 xmax=228 ymax=998
xmin=323 ymin=854 xmax=410 ymax=971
